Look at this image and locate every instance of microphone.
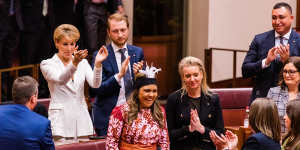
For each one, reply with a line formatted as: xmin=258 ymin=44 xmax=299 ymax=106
xmin=89 ymin=104 xmax=106 ymax=140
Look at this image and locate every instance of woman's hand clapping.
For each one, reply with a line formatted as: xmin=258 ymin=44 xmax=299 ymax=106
xmin=94 ymin=46 xmax=108 ymax=68
xmin=73 ymin=46 xmax=88 ymax=67
xmin=189 ymin=109 xmax=205 ymax=134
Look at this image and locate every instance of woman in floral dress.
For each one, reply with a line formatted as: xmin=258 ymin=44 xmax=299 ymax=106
xmin=106 ymin=67 xmax=169 ymax=150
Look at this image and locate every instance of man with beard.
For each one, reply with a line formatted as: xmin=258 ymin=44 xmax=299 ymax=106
xmin=90 ymin=13 xmax=144 ymax=136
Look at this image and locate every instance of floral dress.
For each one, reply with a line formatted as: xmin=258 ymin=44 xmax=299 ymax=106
xmin=106 ymin=103 xmax=170 ymax=150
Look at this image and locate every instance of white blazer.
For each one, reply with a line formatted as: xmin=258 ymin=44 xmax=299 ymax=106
xmin=40 ymin=54 xmax=102 ymax=137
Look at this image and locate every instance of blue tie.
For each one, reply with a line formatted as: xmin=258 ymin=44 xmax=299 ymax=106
xmin=279 ymin=36 xmax=284 ymax=45
xmin=119 ymin=48 xmax=133 ymax=98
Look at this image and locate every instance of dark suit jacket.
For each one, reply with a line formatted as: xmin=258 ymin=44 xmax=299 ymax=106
xmin=17 ymin=0 xmax=44 ymax=32
xmin=107 ymin=0 xmax=122 ymax=14
xmin=166 ymin=89 xmax=224 ymax=150
xmin=242 ymin=29 xmax=300 ymax=104
xmin=242 ymin=133 xmax=280 ymax=150
xmin=91 ymin=44 xmax=144 ymax=132
xmin=0 ymin=104 xmax=54 ymax=150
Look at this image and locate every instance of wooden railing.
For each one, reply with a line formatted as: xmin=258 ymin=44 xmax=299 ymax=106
xmin=0 ymin=64 xmax=40 ymax=103
xmin=205 ymin=47 xmax=252 ymax=88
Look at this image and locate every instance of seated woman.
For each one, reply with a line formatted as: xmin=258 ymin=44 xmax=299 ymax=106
xmin=166 ymin=56 xmax=224 ymax=150
xmin=40 ymin=24 xmax=108 ymax=140
xmin=282 ymin=100 xmax=300 ymax=150
xmin=210 ymin=98 xmax=281 ymax=150
xmin=267 ymin=56 xmax=300 ymax=133
xmin=105 ymin=66 xmax=169 ymax=150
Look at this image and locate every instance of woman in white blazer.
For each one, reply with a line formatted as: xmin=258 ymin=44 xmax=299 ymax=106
xmin=40 ymin=24 xmax=108 ymax=141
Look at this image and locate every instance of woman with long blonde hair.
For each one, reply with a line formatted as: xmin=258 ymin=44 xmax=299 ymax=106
xmin=166 ymin=56 xmax=224 ymax=150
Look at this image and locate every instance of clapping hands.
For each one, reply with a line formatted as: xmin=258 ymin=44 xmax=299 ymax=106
xmin=94 ymin=46 xmax=108 ymax=68
xmin=73 ymin=46 xmax=88 ymax=67
xmin=133 ymin=61 xmax=144 ymax=75
xmin=117 ymin=56 xmax=130 ymax=79
xmin=266 ymin=44 xmax=290 ymax=65
xmin=209 ymin=130 xmax=238 ymax=150
xmin=189 ymin=109 xmax=205 ymax=134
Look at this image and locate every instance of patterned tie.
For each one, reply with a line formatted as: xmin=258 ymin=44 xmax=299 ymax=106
xmin=119 ymin=48 xmax=133 ymax=98
xmin=279 ymin=36 xmax=284 ymax=45
xmin=276 ymin=36 xmax=284 ymax=61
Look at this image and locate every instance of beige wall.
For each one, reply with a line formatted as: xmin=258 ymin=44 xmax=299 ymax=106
xmin=186 ymin=0 xmax=209 ymax=61
xmin=208 ymin=0 xmax=297 ymax=50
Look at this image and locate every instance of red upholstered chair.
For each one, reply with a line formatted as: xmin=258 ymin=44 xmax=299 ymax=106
xmin=211 ymin=88 xmax=252 ymax=150
xmin=211 ymin=88 xmax=252 ymax=126
xmin=37 ymin=98 xmax=51 ymax=110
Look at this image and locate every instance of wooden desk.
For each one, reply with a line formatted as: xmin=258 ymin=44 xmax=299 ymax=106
xmin=225 ymin=126 xmax=252 ymax=150
xmin=55 ymin=139 xmax=106 ymax=150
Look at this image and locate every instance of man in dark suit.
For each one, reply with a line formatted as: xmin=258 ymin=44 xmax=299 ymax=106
xmin=0 ymin=0 xmax=17 ymax=69
xmin=91 ymin=13 xmax=144 ymax=136
xmin=84 ymin=0 xmax=124 ymax=61
xmin=242 ymin=2 xmax=300 ymax=104
xmin=18 ymin=0 xmax=43 ymax=65
xmin=0 ymin=76 xmax=54 ymax=150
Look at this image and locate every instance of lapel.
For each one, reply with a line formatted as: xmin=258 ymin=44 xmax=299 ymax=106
xmin=264 ymin=30 xmax=276 ymax=56
xmin=199 ymin=94 xmax=212 ymax=121
xmin=52 ymin=54 xmax=77 ymax=92
xmin=127 ymin=45 xmax=135 ymax=79
xmin=107 ymin=44 xmax=119 ymax=73
xmin=288 ymin=30 xmax=298 ymax=56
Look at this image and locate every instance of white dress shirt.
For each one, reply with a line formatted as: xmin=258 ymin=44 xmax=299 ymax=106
xmin=111 ymin=42 xmax=132 ymax=106
xmin=262 ymin=28 xmax=292 ymax=69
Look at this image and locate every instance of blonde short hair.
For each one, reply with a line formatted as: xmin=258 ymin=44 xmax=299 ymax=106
xmin=53 ymin=24 xmax=80 ymax=44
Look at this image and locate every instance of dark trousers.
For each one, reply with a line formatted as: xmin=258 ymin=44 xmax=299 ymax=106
xmin=19 ymin=16 xmax=52 ymax=65
xmin=0 ymin=16 xmax=18 ymax=68
xmin=84 ymin=2 xmax=108 ymax=61
xmin=95 ymin=128 xmax=107 ymax=136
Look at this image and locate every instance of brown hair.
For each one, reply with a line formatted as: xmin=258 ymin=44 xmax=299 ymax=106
xmin=12 ymin=76 xmax=38 ymax=105
xmin=127 ymin=73 xmax=165 ymax=128
xmin=53 ymin=24 xmax=80 ymax=44
xmin=282 ymin=100 xmax=300 ymax=150
xmin=279 ymin=56 xmax=300 ymax=90
xmin=249 ymin=98 xmax=281 ymax=142
xmin=178 ymin=56 xmax=211 ymax=96
xmin=107 ymin=13 xmax=129 ymax=30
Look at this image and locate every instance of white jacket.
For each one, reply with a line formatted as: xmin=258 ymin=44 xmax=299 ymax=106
xmin=40 ymin=54 xmax=102 ymax=137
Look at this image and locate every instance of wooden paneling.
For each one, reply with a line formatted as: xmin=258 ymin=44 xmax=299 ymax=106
xmin=205 ymin=48 xmax=253 ymax=88
xmin=134 ymin=35 xmax=182 ymax=98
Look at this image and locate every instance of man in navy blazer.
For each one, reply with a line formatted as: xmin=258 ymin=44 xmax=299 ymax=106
xmin=0 ymin=76 xmax=54 ymax=150
xmin=242 ymin=2 xmax=300 ymax=104
xmin=91 ymin=13 xmax=144 ymax=136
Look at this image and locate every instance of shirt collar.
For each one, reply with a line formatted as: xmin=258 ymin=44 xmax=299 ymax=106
xmin=112 ymin=42 xmax=127 ymax=53
xmin=275 ymin=28 xmax=292 ymax=40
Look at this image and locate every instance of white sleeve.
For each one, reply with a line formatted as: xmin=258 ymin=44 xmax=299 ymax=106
xmin=40 ymin=59 xmax=76 ymax=84
xmin=84 ymin=59 xmax=102 ymax=88
xmin=261 ymin=58 xmax=271 ymax=69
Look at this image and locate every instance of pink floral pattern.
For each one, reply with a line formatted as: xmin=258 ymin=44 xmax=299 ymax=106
xmin=106 ymin=103 xmax=169 ymax=150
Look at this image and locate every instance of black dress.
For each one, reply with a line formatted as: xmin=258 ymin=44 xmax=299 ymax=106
xmin=166 ymin=89 xmax=224 ymax=150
